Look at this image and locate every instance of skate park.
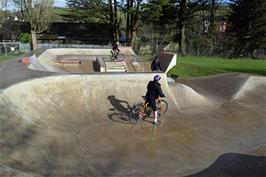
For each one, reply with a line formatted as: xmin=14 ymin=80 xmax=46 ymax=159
xmin=0 ymin=48 xmax=266 ymax=177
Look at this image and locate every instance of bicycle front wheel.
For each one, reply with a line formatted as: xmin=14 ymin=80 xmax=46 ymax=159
xmin=117 ymin=54 xmax=124 ymax=61
xmin=129 ymin=103 xmax=144 ymax=124
xmin=158 ymin=100 xmax=168 ymax=118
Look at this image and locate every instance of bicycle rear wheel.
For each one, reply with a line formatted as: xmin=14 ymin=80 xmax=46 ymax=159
xmin=158 ymin=100 xmax=168 ymax=119
xmin=129 ymin=103 xmax=144 ymax=124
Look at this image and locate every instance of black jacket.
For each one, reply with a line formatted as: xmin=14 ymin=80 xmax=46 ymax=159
xmin=112 ymin=45 xmax=120 ymax=51
xmin=145 ymin=81 xmax=165 ymax=101
xmin=151 ymin=59 xmax=162 ymax=71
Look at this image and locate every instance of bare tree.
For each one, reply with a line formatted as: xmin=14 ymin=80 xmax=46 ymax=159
xmin=0 ymin=0 xmax=8 ymax=24
xmin=114 ymin=0 xmax=119 ymax=42
xmin=12 ymin=0 xmax=54 ymax=50
xmin=108 ymin=0 xmax=115 ymax=42
xmin=0 ymin=0 xmax=8 ymax=10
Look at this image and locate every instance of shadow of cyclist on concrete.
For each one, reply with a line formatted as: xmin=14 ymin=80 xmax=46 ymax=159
xmin=107 ymin=95 xmax=131 ymax=124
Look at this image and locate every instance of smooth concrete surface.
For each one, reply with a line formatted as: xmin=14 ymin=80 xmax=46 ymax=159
xmin=1 ymin=68 xmax=266 ymax=177
xmin=0 ymin=57 xmax=56 ymax=89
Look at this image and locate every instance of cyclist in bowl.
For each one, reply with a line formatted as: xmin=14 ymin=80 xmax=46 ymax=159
xmin=145 ymin=75 xmax=166 ymax=125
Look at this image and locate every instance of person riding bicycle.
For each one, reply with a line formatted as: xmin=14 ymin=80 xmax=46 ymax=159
xmin=111 ymin=42 xmax=120 ymax=61
xmin=145 ymin=75 xmax=166 ymax=125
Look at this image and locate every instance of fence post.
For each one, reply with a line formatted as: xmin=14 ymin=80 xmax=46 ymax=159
xmin=19 ymin=42 xmax=22 ymax=52
xmin=4 ymin=43 xmax=7 ymax=55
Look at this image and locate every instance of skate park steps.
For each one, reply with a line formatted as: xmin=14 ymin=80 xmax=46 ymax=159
xmin=105 ymin=62 xmax=128 ymax=72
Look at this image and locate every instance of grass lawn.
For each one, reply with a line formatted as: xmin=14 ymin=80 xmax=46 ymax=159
xmin=168 ymin=56 xmax=266 ymax=79
xmin=1 ymin=54 xmax=265 ymax=79
xmin=0 ymin=54 xmax=22 ymax=62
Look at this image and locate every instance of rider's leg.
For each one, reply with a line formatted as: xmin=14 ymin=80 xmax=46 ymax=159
xmin=150 ymin=101 xmax=159 ymax=124
xmin=111 ymin=50 xmax=116 ymax=61
xmin=154 ymin=111 xmax=158 ymax=123
xmin=114 ymin=52 xmax=119 ymax=61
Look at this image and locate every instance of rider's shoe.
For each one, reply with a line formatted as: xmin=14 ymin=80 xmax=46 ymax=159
xmin=153 ymin=121 xmax=160 ymax=125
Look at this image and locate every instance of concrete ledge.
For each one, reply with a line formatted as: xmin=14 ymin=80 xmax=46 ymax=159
xmin=96 ymin=57 xmax=106 ymax=72
xmin=56 ymin=60 xmax=81 ymax=64
xmin=158 ymin=52 xmax=177 ymax=73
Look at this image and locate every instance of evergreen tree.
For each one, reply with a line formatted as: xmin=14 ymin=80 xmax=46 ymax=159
xmin=66 ymin=0 xmax=109 ymax=23
xmin=66 ymin=0 xmax=119 ymax=42
xmin=141 ymin=0 xmax=171 ymax=54
xmin=173 ymin=0 xmax=208 ymax=55
xmin=227 ymin=0 xmax=266 ymax=58
xmin=122 ymin=0 xmax=144 ymax=46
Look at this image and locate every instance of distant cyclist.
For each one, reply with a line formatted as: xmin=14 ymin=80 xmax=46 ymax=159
xmin=145 ymin=75 xmax=166 ymax=125
xmin=111 ymin=42 xmax=120 ymax=61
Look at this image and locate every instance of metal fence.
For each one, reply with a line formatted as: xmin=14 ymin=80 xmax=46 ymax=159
xmin=38 ymin=43 xmax=110 ymax=49
xmin=136 ymin=41 xmax=266 ymax=59
xmin=0 ymin=42 xmax=30 ymax=55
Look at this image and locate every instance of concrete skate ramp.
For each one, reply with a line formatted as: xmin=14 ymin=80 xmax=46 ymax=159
xmin=169 ymin=83 xmax=210 ymax=111
xmin=26 ymin=48 xmax=176 ymax=73
xmin=28 ymin=48 xmax=112 ymax=72
xmin=1 ymin=73 xmax=266 ymax=177
xmin=0 ymin=73 xmax=172 ymax=128
xmin=233 ymin=76 xmax=266 ymax=104
xmin=28 ymin=48 xmax=137 ymax=73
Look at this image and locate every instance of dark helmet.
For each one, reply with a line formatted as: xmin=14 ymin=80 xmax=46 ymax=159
xmin=153 ymin=75 xmax=161 ymax=81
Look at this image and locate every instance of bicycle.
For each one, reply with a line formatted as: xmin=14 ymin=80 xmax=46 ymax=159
xmin=111 ymin=50 xmax=124 ymax=61
xmin=129 ymin=96 xmax=168 ymax=124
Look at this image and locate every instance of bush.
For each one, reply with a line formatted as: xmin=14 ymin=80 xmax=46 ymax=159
xmin=19 ymin=33 xmax=31 ymax=43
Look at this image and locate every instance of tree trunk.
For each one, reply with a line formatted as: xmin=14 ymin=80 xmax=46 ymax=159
xmin=130 ymin=31 xmax=136 ymax=47
xmin=129 ymin=0 xmax=134 ymax=45
xmin=232 ymin=41 xmax=247 ymax=58
xmin=151 ymin=25 xmax=156 ymax=55
xmin=156 ymin=30 xmax=159 ymax=54
xmin=108 ymin=0 xmax=114 ymax=42
xmin=126 ymin=0 xmax=130 ymax=46
xmin=178 ymin=0 xmax=187 ymax=55
xmin=209 ymin=0 xmax=216 ymax=34
xmin=178 ymin=22 xmax=186 ymax=55
xmin=114 ymin=0 xmax=118 ymax=42
xmin=30 ymin=29 xmax=38 ymax=50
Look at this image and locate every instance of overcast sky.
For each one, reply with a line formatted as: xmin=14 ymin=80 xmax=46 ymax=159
xmin=54 ymin=0 xmax=66 ymax=7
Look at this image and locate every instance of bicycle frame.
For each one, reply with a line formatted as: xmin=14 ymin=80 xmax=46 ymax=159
xmin=138 ymin=103 xmax=150 ymax=118
xmin=111 ymin=50 xmax=120 ymax=60
xmin=138 ymin=97 xmax=162 ymax=118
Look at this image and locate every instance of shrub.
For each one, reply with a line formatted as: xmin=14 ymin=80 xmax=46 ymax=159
xmin=19 ymin=33 xmax=31 ymax=43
